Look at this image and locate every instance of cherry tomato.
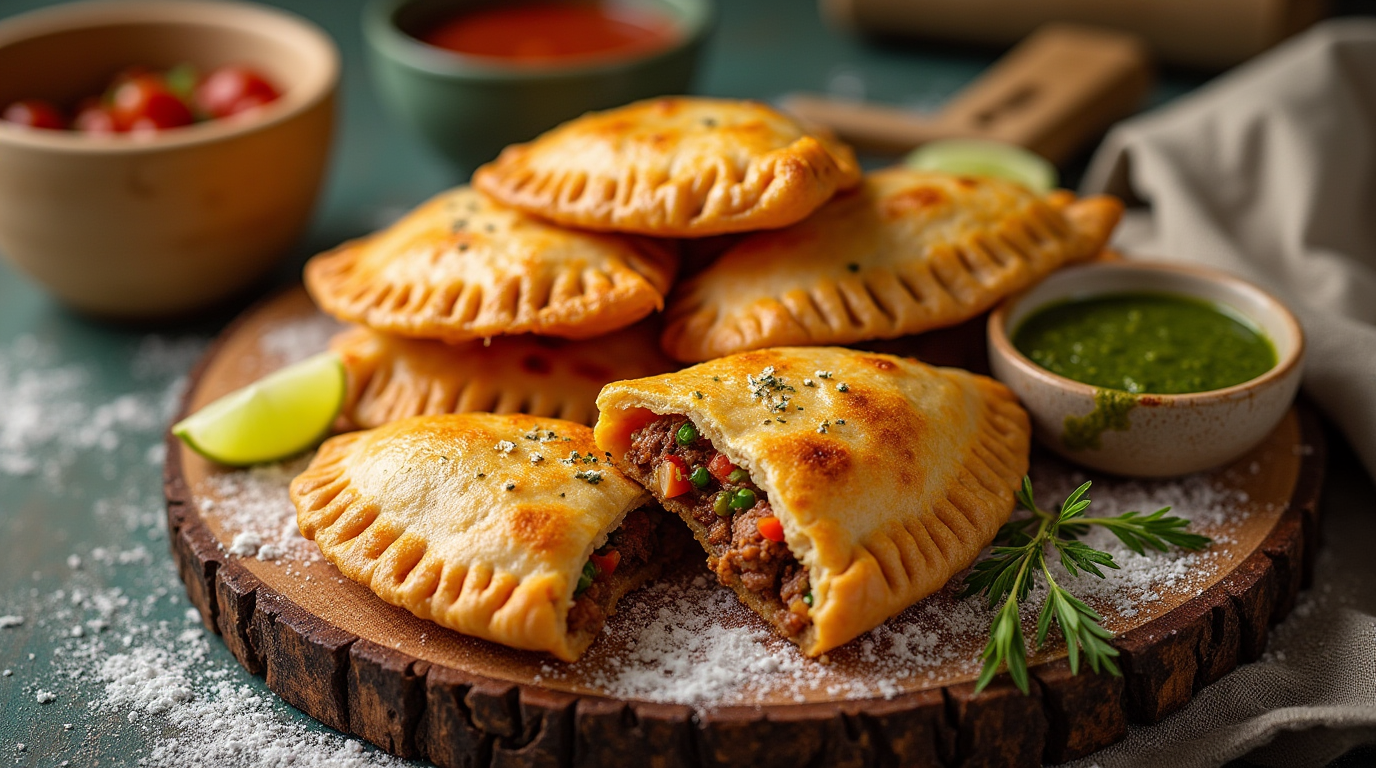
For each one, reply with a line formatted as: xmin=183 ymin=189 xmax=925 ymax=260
xmin=195 ymin=65 xmax=280 ymax=119
xmin=107 ymin=65 xmax=153 ymax=92
xmin=707 ymin=453 xmax=739 ymax=483
xmin=2 ymin=99 xmax=66 ymax=130
xmin=757 ymin=516 xmax=785 ymax=543
xmin=656 ymin=455 xmax=691 ymax=499
xmin=73 ymin=99 xmax=120 ymax=135
xmin=110 ymin=75 xmax=194 ymax=132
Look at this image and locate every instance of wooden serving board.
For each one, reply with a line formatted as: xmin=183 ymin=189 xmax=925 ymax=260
xmin=164 ymin=287 xmax=1326 ymax=767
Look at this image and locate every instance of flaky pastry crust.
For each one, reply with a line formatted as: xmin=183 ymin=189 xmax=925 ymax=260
xmin=290 ymin=414 xmax=651 ymax=661
xmin=594 ymin=347 xmax=1029 ymax=656
xmin=662 ymin=168 xmax=1123 ymax=361
xmin=473 ymin=97 xmax=861 ymax=237
xmin=304 ymin=186 xmax=678 ymax=342
xmin=331 ymin=320 xmax=679 ymax=429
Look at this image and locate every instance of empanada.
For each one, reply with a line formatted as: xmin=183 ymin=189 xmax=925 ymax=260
xmin=472 ymin=97 xmax=862 ymax=237
xmin=594 ymin=346 xmax=1029 ymax=656
xmin=332 ymin=320 xmax=678 ymax=429
xmin=661 ymin=168 xmax=1123 ymax=362
xmin=304 ymin=186 xmax=678 ymax=342
xmin=291 ymin=414 xmax=678 ymax=661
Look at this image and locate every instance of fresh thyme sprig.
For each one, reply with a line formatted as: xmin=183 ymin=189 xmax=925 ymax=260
xmin=962 ymin=477 xmax=1212 ymax=695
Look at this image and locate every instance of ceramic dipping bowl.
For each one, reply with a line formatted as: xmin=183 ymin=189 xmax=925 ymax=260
xmin=0 ymin=0 xmax=338 ymax=320
xmin=363 ymin=0 xmax=711 ymax=172
xmin=988 ymin=261 xmax=1305 ymax=478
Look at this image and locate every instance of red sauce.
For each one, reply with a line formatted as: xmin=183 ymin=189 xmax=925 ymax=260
xmin=418 ymin=3 xmax=677 ymax=63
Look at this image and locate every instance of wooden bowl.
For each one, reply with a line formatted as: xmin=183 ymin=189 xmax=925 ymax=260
xmin=0 ymin=0 xmax=338 ymax=320
xmin=987 ymin=261 xmax=1305 ymax=477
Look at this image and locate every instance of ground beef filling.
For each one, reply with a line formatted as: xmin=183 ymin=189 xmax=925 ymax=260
xmin=626 ymin=416 xmax=812 ymax=637
xmin=566 ymin=507 xmax=660 ymax=637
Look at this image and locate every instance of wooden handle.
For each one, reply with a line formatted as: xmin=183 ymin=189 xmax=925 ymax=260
xmin=782 ymin=23 xmax=1154 ymax=163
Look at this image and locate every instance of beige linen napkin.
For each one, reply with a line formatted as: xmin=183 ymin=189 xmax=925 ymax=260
xmin=1064 ymin=19 xmax=1376 ymax=768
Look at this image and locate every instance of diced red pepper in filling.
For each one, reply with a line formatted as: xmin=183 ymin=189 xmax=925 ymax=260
xmin=757 ymin=516 xmax=785 ymax=543
xmin=657 ymin=455 xmax=691 ymax=498
xmin=589 ymin=550 xmax=620 ymax=578
xmin=707 ymin=453 xmax=738 ymax=483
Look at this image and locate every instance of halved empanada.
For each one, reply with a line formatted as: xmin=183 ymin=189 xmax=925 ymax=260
xmin=594 ymin=346 xmax=1029 ymax=657
xmin=472 ymin=97 xmax=862 ymax=237
xmin=332 ymin=319 xmax=678 ymax=429
xmin=304 ymin=186 xmax=678 ymax=342
xmin=661 ymin=168 xmax=1123 ymax=362
xmin=291 ymin=413 xmax=677 ymax=661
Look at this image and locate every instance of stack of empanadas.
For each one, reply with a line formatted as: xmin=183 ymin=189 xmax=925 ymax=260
xmin=305 ymin=185 xmax=681 ymax=428
xmin=292 ymin=95 xmax=1124 ymax=661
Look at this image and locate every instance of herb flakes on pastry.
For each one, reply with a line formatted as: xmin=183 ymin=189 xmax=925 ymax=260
xmin=472 ymin=97 xmax=861 ymax=238
xmin=290 ymin=413 xmax=679 ymax=661
xmin=661 ymin=168 xmax=1123 ymax=362
xmin=594 ymin=346 xmax=1030 ymax=656
xmin=304 ymin=185 xmax=678 ymax=343
xmin=331 ymin=318 xmax=677 ymax=429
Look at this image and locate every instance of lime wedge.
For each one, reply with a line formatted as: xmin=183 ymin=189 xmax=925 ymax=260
xmin=905 ymin=139 xmax=1058 ymax=193
xmin=173 ymin=352 xmax=345 ymax=466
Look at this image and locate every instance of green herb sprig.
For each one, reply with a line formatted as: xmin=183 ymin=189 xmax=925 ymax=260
xmin=962 ymin=477 xmax=1212 ymax=695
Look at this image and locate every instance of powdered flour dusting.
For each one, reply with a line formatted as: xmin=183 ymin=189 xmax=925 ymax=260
xmin=0 ymin=325 xmax=403 ymax=766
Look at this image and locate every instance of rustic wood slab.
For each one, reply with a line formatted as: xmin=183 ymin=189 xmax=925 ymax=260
xmin=164 ymin=287 xmax=1326 ymax=767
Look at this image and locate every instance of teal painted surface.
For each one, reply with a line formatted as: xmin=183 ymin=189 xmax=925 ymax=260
xmin=0 ymin=0 xmax=1206 ymax=764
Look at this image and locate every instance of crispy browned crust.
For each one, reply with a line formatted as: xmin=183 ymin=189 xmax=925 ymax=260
xmin=331 ymin=319 xmax=679 ymax=429
xmin=473 ymin=97 xmax=862 ymax=237
xmin=595 ymin=346 xmax=1030 ymax=656
xmin=290 ymin=414 xmax=651 ymax=661
xmin=661 ymin=169 xmax=1123 ymax=362
xmin=304 ymin=186 xmax=678 ymax=343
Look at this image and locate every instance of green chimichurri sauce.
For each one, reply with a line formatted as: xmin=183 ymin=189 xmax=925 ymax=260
xmin=1013 ymin=292 xmax=1276 ymax=395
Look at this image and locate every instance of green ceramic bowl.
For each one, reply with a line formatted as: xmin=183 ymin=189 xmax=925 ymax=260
xmin=363 ymin=0 xmax=712 ymax=173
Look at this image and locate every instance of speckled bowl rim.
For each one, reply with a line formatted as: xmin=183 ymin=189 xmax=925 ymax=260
xmin=987 ymin=260 xmax=1306 ymax=405
xmin=0 ymin=0 xmax=339 ymax=154
xmin=362 ymin=0 xmax=713 ymax=81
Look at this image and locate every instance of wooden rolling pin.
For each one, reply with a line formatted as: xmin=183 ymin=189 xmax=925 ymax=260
xmin=822 ymin=0 xmax=1327 ymax=71
xmin=782 ymin=24 xmax=1154 ymax=164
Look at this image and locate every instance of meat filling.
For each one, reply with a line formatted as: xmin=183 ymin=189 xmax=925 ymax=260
xmin=566 ymin=507 xmax=662 ymax=638
xmin=625 ymin=416 xmax=812 ymax=636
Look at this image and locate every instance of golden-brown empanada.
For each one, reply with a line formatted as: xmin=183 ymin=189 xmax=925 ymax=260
xmin=304 ymin=186 xmax=678 ymax=342
xmin=472 ymin=97 xmax=862 ymax=237
xmin=332 ymin=320 xmax=678 ymax=429
xmin=661 ymin=168 xmax=1123 ymax=361
xmin=291 ymin=413 xmax=678 ymax=661
xmin=594 ymin=346 xmax=1029 ymax=656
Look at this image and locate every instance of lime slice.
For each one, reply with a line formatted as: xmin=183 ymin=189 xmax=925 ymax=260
xmin=173 ymin=352 xmax=345 ymax=466
xmin=905 ymin=139 xmax=1058 ymax=193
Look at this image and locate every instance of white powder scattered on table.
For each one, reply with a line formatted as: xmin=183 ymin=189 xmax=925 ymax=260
xmin=91 ymin=620 xmax=403 ymax=767
xmin=259 ymin=315 xmax=341 ymax=365
xmin=14 ymin=540 xmax=408 ymax=768
xmin=574 ymin=577 xmax=828 ymax=704
xmin=0 ymin=333 xmax=198 ymax=480
xmin=228 ymin=531 xmax=262 ymax=557
xmin=1 ymin=327 xmax=403 ymax=766
xmin=204 ymin=458 xmax=318 ymax=564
